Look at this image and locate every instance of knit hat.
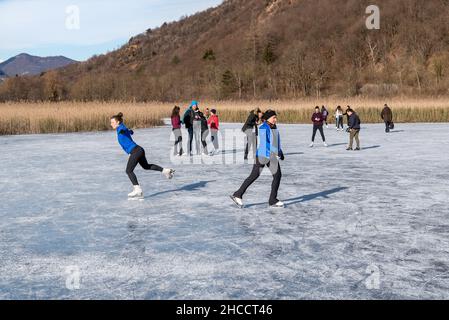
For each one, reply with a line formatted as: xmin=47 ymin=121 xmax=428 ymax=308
xmin=263 ymin=109 xmax=277 ymax=120
xmin=190 ymin=100 xmax=198 ymax=107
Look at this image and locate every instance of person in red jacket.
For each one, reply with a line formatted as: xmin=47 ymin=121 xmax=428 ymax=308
xmin=310 ymin=106 xmax=328 ymax=147
xmin=207 ymin=109 xmax=220 ymax=155
xmin=171 ymin=106 xmax=183 ymax=156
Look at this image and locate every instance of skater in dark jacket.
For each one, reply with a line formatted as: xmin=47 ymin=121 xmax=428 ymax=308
xmin=111 ymin=112 xmax=175 ymax=199
xmin=321 ymin=105 xmax=329 ymax=128
xmin=199 ymin=111 xmax=209 ymax=155
xmin=346 ymin=109 xmax=361 ymax=151
xmin=182 ymin=101 xmax=198 ymax=156
xmin=310 ymin=106 xmax=328 ymax=147
xmin=171 ymin=106 xmax=183 ymax=156
xmin=231 ymin=110 xmax=285 ymax=208
xmin=343 ymin=105 xmax=351 ymax=128
xmin=381 ymin=104 xmax=394 ymax=133
xmin=242 ymin=108 xmax=263 ymax=160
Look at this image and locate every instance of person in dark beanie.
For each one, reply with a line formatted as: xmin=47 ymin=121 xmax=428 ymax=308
xmin=310 ymin=106 xmax=328 ymax=147
xmin=242 ymin=108 xmax=263 ymax=160
xmin=381 ymin=104 xmax=394 ymax=133
xmin=346 ymin=109 xmax=361 ymax=151
xmin=231 ymin=109 xmax=285 ymax=208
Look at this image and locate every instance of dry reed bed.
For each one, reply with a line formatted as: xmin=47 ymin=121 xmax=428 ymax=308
xmin=1 ymin=99 xmax=448 ymax=135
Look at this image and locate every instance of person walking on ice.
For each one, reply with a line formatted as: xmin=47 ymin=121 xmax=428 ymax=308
xmin=110 ymin=112 xmax=175 ymax=199
xmin=381 ymin=104 xmax=394 ymax=133
xmin=346 ymin=109 xmax=361 ymax=151
xmin=310 ymin=106 xmax=328 ymax=147
xmin=231 ymin=110 xmax=285 ymax=209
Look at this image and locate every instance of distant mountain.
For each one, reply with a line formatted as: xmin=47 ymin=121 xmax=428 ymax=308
xmin=0 ymin=53 xmax=77 ymax=77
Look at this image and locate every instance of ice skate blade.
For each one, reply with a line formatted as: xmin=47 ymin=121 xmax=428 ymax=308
xmin=128 ymin=196 xmax=144 ymax=201
xmin=230 ymin=196 xmax=244 ymax=209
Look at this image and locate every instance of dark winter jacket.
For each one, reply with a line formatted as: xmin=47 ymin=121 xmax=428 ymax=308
xmin=199 ymin=112 xmax=209 ymax=133
xmin=381 ymin=106 xmax=393 ymax=122
xmin=182 ymin=107 xmax=194 ymax=129
xmin=321 ymin=107 xmax=329 ymax=119
xmin=348 ymin=113 xmax=361 ymax=130
xmin=242 ymin=112 xmax=259 ymax=133
xmin=311 ymin=112 xmax=324 ymax=126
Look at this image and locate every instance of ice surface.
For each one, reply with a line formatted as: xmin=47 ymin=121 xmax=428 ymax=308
xmin=0 ymin=123 xmax=448 ymax=299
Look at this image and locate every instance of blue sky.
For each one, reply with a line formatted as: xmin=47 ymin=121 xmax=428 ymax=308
xmin=0 ymin=0 xmax=222 ymax=62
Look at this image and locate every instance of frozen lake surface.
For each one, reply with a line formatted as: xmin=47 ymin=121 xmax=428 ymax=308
xmin=0 ymin=123 xmax=448 ymax=299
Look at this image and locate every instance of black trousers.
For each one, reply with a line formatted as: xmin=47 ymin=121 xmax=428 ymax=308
xmin=126 ymin=146 xmax=163 ymax=186
xmin=233 ymin=157 xmax=282 ymax=206
xmin=385 ymin=121 xmax=391 ymax=132
xmin=312 ymin=124 xmax=326 ymax=142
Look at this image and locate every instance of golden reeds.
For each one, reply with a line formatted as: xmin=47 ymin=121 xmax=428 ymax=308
xmin=1 ymin=98 xmax=448 ymax=135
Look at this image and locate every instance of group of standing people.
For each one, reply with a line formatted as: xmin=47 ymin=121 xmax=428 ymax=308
xmin=171 ymin=101 xmax=220 ymax=157
xmin=110 ymin=100 xmax=394 ymax=206
xmin=309 ymin=105 xmax=361 ymax=150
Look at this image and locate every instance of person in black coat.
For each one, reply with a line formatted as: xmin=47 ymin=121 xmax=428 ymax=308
xmin=199 ymin=111 xmax=209 ymax=155
xmin=381 ymin=104 xmax=394 ymax=133
xmin=242 ymin=108 xmax=263 ymax=160
xmin=343 ymin=105 xmax=351 ymax=128
xmin=347 ymin=109 xmax=361 ymax=151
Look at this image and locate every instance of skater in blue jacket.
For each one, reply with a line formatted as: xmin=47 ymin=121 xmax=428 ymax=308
xmin=231 ymin=110 xmax=285 ymax=208
xmin=111 ymin=112 xmax=175 ymax=199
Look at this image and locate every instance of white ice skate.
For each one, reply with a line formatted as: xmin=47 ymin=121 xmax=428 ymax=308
xmin=230 ymin=196 xmax=244 ymax=208
xmin=323 ymin=142 xmax=328 ymax=147
xmin=271 ymin=201 xmax=285 ymax=208
xmin=309 ymin=142 xmax=314 ymax=148
xmin=162 ymin=168 xmax=175 ymax=180
xmin=128 ymin=185 xmax=144 ymax=200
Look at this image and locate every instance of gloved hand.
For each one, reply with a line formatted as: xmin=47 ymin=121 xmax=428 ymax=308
xmin=346 ymin=128 xmax=351 ymax=133
xmin=129 ymin=130 xmax=134 ymax=135
xmin=279 ymin=151 xmax=285 ymax=161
